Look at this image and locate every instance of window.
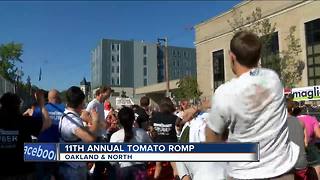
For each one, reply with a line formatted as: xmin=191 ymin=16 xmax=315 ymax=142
xmin=212 ymin=50 xmax=225 ymax=91
xmin=117 ymin=44 xmax=120 ymax=51
xmin=143 ymin=67 xmax=147 ymax=76
xmin=117 ymin=77 xmax=120 ymax=85
xmin=117 ymin=66 xmax=119 ymax=73
xmin=112 ymin=44 xmax=115 ymax=51
xmin=143 ymin=57 xmax=147 ymax=66
xmin=261 ymin=32 xmax=280 ymax=74
xmin=117 ymin=55 xmax=119 ymax=62
xmin=306 ymin=19 xmax=320 ymax=85
xmin=143 ymin=46 xmax=147 ymax=54
xmin=177 ymin=61 xmax=180 ymax=67
xmin=112 ymin=55 xmax=115 ymax=62
xmin=184 ymin=51 xmax=187 ymax=58
xmin=111 ymin=78 xmax=114 ymax=85
xmin=112 ymin=66 xmax=114 ymax=73
xmin=144 ymin=78 xmax=147 ymax=86
xmin=173 ymin=50 xmax=176 ymax=56
xmin=112 ymin=92 xmax=120 ymax=96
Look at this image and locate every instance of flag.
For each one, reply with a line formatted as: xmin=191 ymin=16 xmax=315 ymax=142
xmin=39 ymin=67 xmax=42 ymax=81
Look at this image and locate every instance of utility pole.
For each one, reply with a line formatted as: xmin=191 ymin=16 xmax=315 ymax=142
xmin=158 ymin=37 xmax=170 ymax=97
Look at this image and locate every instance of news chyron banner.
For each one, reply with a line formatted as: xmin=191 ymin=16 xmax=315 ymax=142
xmin=24 ymin=143 xmax=259 ymax=162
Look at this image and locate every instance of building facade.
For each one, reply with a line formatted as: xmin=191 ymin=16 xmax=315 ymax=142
xmin=133 ymin=41 xmax=158 ymax=87
xmin=91 ymin=39 xmax=135 ymax=89
xmin=157 ymin=46 xmax=196 ymax=82
xmin=91 ymin=39 xmax=196 ymax=92
xmin=195 ymin=1 xmax=320 ymax=97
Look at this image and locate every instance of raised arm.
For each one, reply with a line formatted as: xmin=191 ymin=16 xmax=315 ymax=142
xmin=35 ymin=91 xmax=52 ymax=132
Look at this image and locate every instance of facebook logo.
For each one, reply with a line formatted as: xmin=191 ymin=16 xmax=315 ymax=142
xmin=24 ymin=143 xmax=57 ymax=161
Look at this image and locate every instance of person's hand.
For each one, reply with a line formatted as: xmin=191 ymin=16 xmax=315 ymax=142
xmin=35 ymin=90 xmax=45 ymax=107
xmin=182 ymin=107 xmax=198 ymax=122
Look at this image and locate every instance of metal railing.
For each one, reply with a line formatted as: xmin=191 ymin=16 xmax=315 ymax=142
xmin=0 ymin=75 xmax=15 ymax=96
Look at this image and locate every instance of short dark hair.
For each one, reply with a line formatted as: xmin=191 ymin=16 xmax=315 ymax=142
xmin=159 ymin=97 xmax=175 ymax=114
xmin=95 ymin=89 xmax=100 ymax=97
xmin=286 ymin=98 xmax=301 ymax=116
xmin=140 ymin=96 xmax=150 ymax=107
xmin=100 ymin=86 xmax=112 ymax=94
xmin=230 ymin=31 xmax=261 ymax=68
xmin=66 ymin=86 xmax=85 ymax=109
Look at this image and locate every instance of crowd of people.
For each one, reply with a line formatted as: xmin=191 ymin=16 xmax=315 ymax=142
xmin=1 ymin=31 xmax=320 ymax=180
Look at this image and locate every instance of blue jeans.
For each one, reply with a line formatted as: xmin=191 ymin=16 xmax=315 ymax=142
xmin=59 ymin=163 xmax=87 ymax=180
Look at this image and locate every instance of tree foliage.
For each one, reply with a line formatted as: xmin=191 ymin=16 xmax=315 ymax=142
xmin=173 ymin=76 xmax=202 ymax=101
xmin=281 ymin=26 xmax=305 ymax=88
xmin=0 ymin=42 xmax=24 ymax=82
xmin=228 ymin=7 xmax=304 ymax=88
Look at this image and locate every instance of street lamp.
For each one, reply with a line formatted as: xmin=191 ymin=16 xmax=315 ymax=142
xmin=157 ymin=37 xmax=170 ymax=97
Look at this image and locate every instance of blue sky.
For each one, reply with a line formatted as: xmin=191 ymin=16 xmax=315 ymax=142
xmin=0 ymin=1 xmax=240 ymax=91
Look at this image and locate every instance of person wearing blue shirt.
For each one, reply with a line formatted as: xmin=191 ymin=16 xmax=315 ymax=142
xmin=33 ymin=89 xmax=65 ymax=180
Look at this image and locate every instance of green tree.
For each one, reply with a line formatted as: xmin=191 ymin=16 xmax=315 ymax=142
xmin=173 ymin=76 xmax=202 ymax=101
xmin=0 ymin=42 xmax=24 ymax=82
xmin=228 ymin=7 xmax=304 ymax=88
xmin=280 ymin=26 xmax=305 ymax=88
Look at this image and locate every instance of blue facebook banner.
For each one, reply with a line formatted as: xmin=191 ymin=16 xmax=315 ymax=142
xmin=24 ymin=143 xmax=57 ymax=161
xmin=59 ymin=143 xmax=258 ymax=153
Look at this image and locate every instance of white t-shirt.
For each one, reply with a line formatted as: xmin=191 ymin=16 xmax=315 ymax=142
xmin=59 ymin=109 xmax=86 ymax=168
xmin=177 ymin=112 xmax=227 ymax=180
xmin=189 ymin=112 xmax=209 ymax=143
xmin=207 ymin=68 xmax=299 ymax=179
xmin=110 ymin=128 xmax=152 ymax=168
xmin=86 ymin=99 xmax=106 ymax=137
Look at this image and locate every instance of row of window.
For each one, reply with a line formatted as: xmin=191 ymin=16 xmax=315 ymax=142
xmin=111 ymin=77 xmax=120 ymax=85
xmin=111 ymin=44 xmax=120 ymax=51
xmin=212 ymin=18 xmax=320 ymax=90
xmin=143 ymin=46 xmax=147 ymax=55
xmin=306 ymin=18 xmax=320 ymax=86
xmin=173 ymin=69 xmax=193 ymax=78
xmin=144 ymin=78 xmax=147 ymax=86
xmin=111 ymin=54 xmax=120 ymax=62
xmin=172 ymin=59 xmax=192 ymax=67
xmin=172 ymin=50 xmax=192 ymax=58
xmin=111 ymin=66 xmax=120 ymax=73
xmin=143 ymin=57 xmax=147 ymax=66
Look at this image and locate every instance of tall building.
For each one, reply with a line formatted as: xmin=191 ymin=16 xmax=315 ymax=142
xmin=91 ymin=39 xmax=196 ymax=95
xmin=91 ymin=39 xmax=135 ymax=89
xmin=157 ymin=46 xmax=196 ymax=82
xmin=195 ymin=1 xmax=320 ymax=97
xmin=133 ymin=41 xmax=158 ymax=87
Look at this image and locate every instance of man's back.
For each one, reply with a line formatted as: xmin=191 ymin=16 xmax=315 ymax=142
xmin=208 ymin=68 xmax=299 ymax=179
xmin=34 ymin=103 xmax=65 ymax=142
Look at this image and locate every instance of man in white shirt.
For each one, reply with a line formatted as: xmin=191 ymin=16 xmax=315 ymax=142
xmin=85 ymin=86 xmax=112 ymax=138
xmin=184 ymin=31 xmax=299 ymax=179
